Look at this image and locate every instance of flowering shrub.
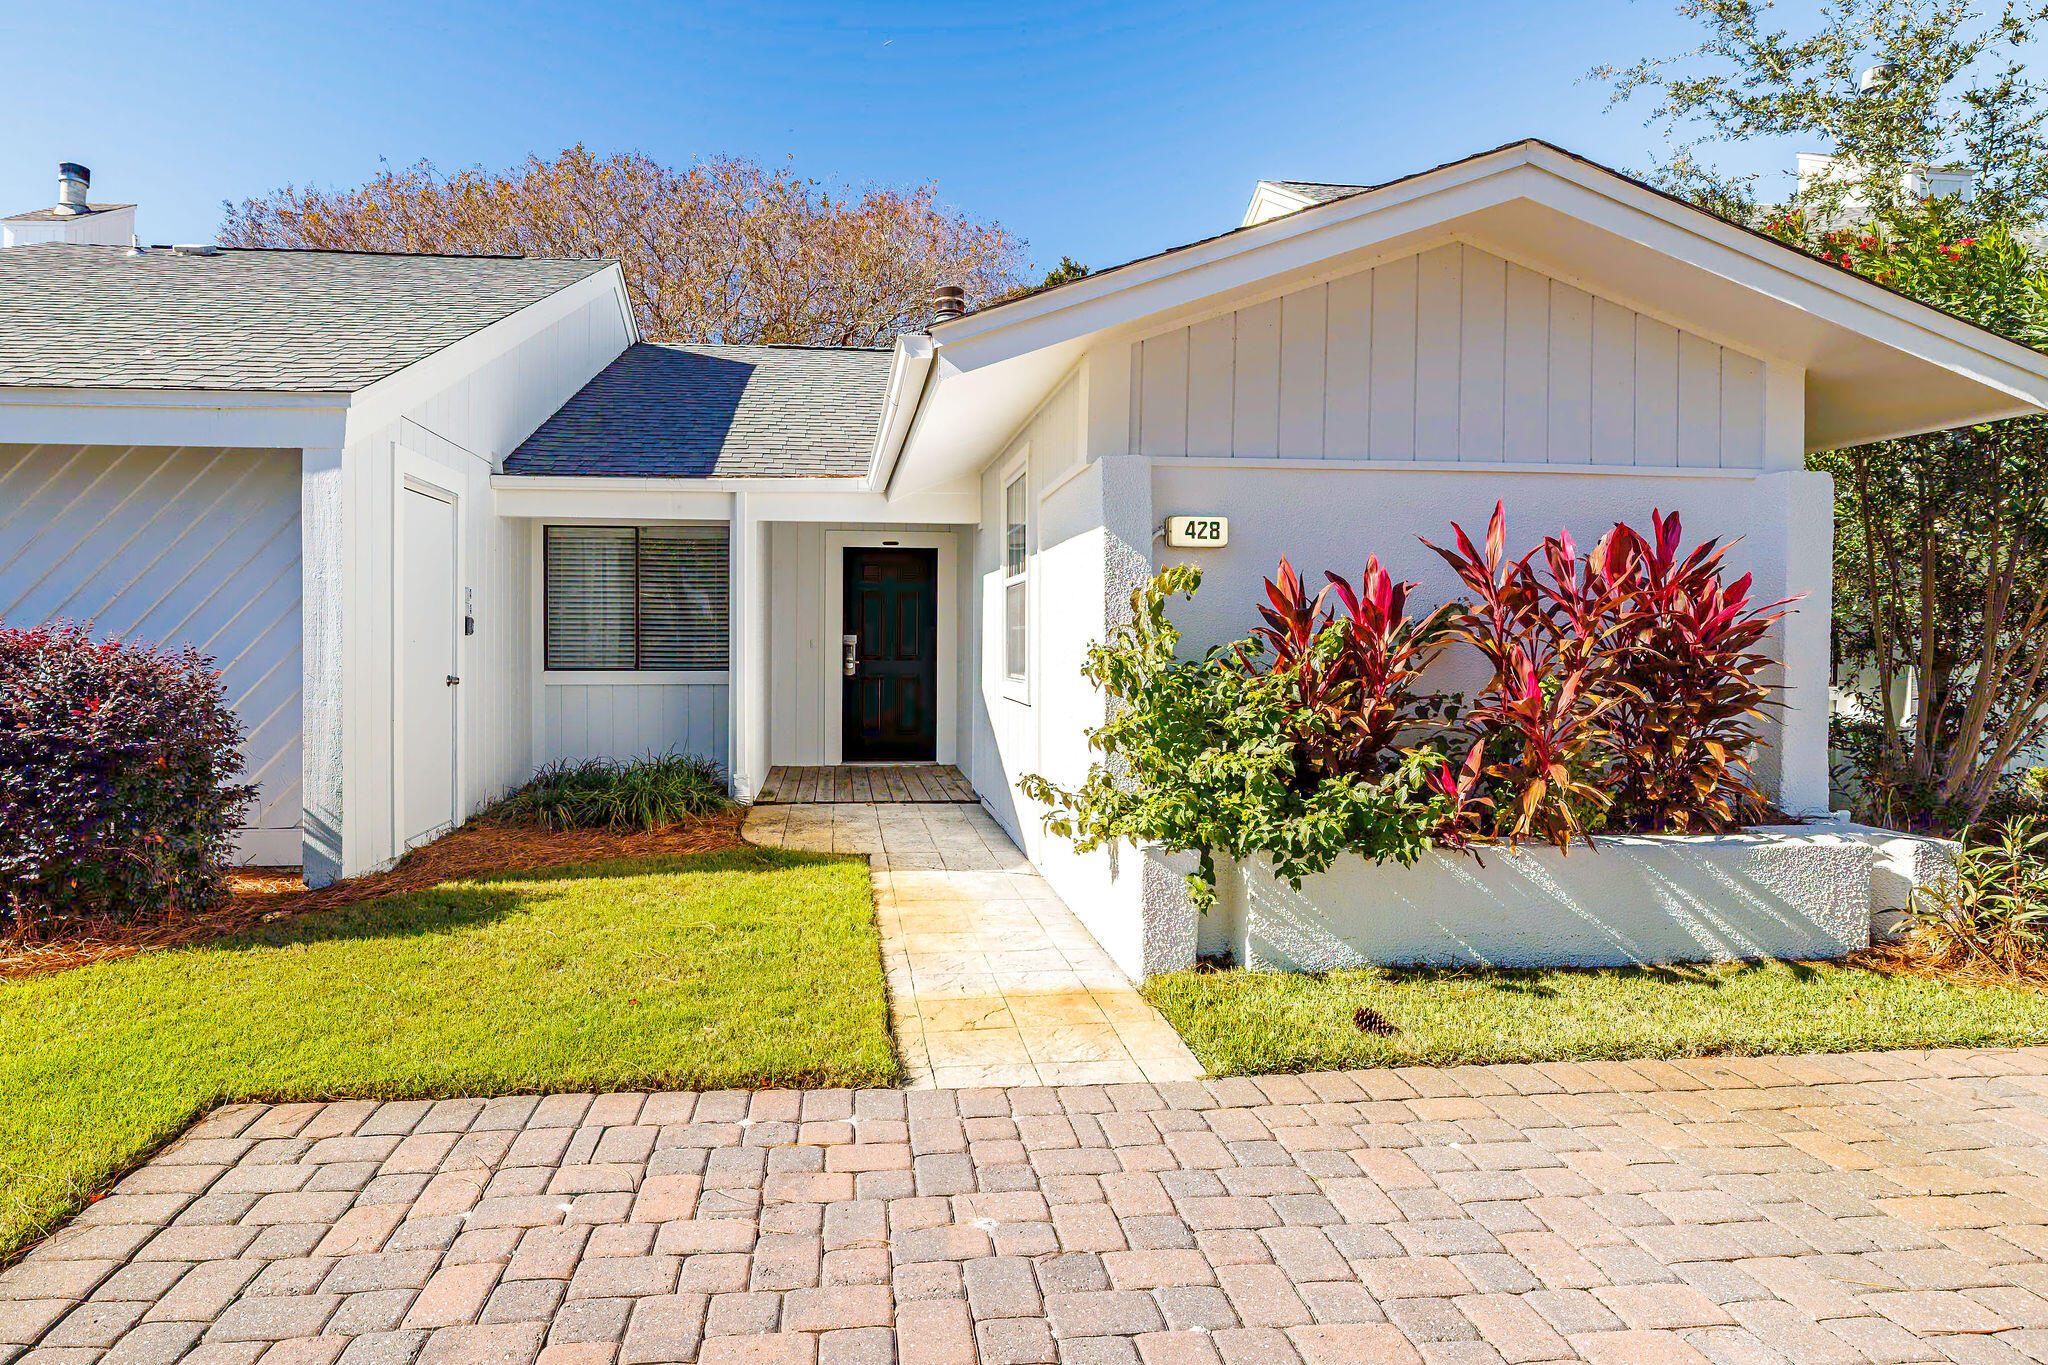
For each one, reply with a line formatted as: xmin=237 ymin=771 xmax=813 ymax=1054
xmin=1 ymin=624 xmax=254 ymax=934
xmin=1020 ymin=502 xmax=1795 ymax=895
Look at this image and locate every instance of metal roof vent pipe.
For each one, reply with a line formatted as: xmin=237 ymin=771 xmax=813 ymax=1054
xmin=928 ymin=284 xmax=966 ymax=326
xmin=56 ymin=163 xmax=90 ymax=215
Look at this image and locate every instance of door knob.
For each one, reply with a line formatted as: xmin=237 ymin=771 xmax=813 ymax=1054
xmin=446 ymin=675 xmax=461 ymax=687
xmin=842 ymin=635 xmax=859 ymax=677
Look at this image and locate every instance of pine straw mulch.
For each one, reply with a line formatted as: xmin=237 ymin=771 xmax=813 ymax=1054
xmin=0 ymin=813 xmax=749 ymax=984
xmin=1847 ymin=938 xmax=2048 ymax=993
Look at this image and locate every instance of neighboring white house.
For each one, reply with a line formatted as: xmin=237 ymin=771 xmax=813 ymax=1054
xmin=2 ymin=165 xmax=135 ymax=249
xmin=7 ymin=139 xmax=2048 ymax=976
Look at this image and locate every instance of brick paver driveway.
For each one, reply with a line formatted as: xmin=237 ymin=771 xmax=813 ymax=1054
xmin=8 ymin=1050 xmax=2048 ymax=1365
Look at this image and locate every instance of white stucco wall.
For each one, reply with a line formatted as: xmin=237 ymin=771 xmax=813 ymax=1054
xmin=963 ymin=240 xmax=1835 ymax=980
xmin=0 ymin=443 xmax=305 ymax=864
xmin=1209 ymin=827 xmax=1877 ymax=971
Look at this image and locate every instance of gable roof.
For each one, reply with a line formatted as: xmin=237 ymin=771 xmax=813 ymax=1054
xmin=0 ymin=243 xmax=613 ymax=392
xmin=506 ymin=342 xmax=892 ymax=479
xmin=881 ymin=138 xmax=2048 ymax=495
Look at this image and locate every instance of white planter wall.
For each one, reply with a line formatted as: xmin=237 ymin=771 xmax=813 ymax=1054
xmin=1198 ymin=825 xmax=1878 ymax=972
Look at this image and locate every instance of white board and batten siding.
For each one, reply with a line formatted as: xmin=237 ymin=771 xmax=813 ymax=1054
xmin=0 ymin=444 xmax=304 ymax=863
xmin=326 ymin=288 xmax=632 ymax=879
xmin=541 ymin=681 xmax=729 ymax=771
xmin=1134 ymin=243 xmax=1767 ymax=469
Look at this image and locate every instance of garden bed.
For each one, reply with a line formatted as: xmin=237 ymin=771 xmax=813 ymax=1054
xmin=0 ymin=813 xmax=746 ymax=981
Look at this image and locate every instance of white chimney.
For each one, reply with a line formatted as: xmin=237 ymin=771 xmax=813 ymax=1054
xmin=55 ymin=163 xmax=90 ymax=215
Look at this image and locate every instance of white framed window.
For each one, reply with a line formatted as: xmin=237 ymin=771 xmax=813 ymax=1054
xmin=544 ymin=524 xmax=728 ymax=671
xmin=1003 ymin=465 xmax=1028 ymax=684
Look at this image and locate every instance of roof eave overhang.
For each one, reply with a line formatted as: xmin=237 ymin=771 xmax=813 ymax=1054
xmin=0 ymin=385 xmax=350 ymax=449
xmin=888 ymin=141 xmax=2048 ymax=493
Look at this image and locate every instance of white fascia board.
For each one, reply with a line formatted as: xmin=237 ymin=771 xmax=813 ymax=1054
xmin=0 ymin=386 xmax=348 ymax=448
xmin=491 ymin=474 xmax=977 ymax=524
xmin=866 ymin=333 xmax=936 ymax=493
xmin=929 ymin=146 xmax=1520 ymax=368
xmin=930 ymin=141 xmax=2048 ymax=423
xmin=1517 ymin=145 xmax=2048 ymax=418
xmin=342 ymin=264 xmax=633 ymax=446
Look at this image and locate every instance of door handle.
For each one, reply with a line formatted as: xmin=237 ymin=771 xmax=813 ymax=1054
xmin=842 ymin=634 xmax=859 ymax=677
xmin=446 ymin=675 xmax=461 ymax=687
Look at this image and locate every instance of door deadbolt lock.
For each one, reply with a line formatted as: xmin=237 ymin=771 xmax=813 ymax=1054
xmin=842 ymin=634 xmax=859 ymax=677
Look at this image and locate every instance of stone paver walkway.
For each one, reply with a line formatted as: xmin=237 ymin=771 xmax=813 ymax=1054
xmin=744 ymin=802 xmax=1202 ymax=1090
xmin=10 ymin=1052 xmax=2048 ymax=1365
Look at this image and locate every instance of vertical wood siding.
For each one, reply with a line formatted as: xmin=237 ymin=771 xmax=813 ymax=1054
xmin=1134 ymin=243 xmax=1767 ymax=468
xmin=0 ymin=444 xmax=304 ymax=847
xmin=542 ymin=683 xmax=729 ymax=770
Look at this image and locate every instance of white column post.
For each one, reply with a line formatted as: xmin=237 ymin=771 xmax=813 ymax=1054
xmin=727 ymin=492 xmax=769 ymax=803
xmin=301 ymin=446 xmax=346 ymax=886
xmin=1756 ymin=360 xmax=1833 ymax=814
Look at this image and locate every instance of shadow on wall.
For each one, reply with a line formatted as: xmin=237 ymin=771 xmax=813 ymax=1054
xmin=1219 ymin=828 xmax=1879 ymax=972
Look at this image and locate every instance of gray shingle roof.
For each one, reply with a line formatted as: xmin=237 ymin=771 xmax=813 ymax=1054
xmin=0 ymin=243 xmax=613 ymax=392
xmin=3 ymin=204 xmax=135 ymax=223
xmin=505 ymin=342 xmax=891 ymax=479
xmin=1270 ymin=181 xmax=1367 ymax=205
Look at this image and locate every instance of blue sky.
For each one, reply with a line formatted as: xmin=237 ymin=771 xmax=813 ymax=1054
xmin=0 ymin=1 xmax=1811 ymax=272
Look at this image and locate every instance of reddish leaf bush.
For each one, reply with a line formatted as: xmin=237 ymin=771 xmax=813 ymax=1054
xmin=1 ymin=624 xmax=254 ymax=935
xmin=1245 ymin=555 xmax=1457 ymax=788
xmin=1600 ymin=511 xmax=1796 ymax=832
xmin=1423 ymin=501 xmax=1794 ymax=844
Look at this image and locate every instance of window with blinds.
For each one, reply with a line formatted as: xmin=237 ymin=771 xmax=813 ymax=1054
xmin=544 ymin=525 xmax=729 ymax=671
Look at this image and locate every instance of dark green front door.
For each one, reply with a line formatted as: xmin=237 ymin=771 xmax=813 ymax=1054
xmin=843 ymin=548 xmax=938 ymax=761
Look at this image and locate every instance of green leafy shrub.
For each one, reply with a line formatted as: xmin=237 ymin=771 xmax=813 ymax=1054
xmin=1017 ymin=566 xmax=1453 ymax=906
xmin=1909 ymin=819 xmax=2048 ymax=979
xmin=491 ymin=752 xmax=732 ymax=832
xmin=1 ymin=623 xmax=254 ymax=934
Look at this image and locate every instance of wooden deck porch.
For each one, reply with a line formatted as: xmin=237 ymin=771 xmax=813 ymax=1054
xmin=756 ymin=764 xmax=977 ymax=804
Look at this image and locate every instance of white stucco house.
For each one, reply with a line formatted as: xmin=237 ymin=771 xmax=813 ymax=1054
xmin=7 ymin=140 xmax=2048 ymax=976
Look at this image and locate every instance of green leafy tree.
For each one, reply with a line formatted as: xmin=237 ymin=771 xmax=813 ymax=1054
xmin=1761 ymin=206 xmax=2048 ymax=822
xmin=1595 ymin=0 xmax=2048 ymax=223
xmin=1600 ymin=0 xmax=2048 ymax=826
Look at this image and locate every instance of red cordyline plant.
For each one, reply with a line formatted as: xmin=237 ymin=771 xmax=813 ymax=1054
xmin=1422 ymin=501 xmax=1794 ymax=846
xmin=1423 ymin=502 xmax=1633 ymax=848
xmin=1600 ymin=511 xmax=1798 ymax=833
xmin=1246 ymin=555 xmax=1457 ymax=788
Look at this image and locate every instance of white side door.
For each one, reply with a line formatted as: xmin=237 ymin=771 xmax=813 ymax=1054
xmin=399 ymin=485 xmax=459 ymax=848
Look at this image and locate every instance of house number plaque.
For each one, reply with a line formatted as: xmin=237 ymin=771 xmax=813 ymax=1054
xmin=1163 ymin=515 xmax=1228 ymax=548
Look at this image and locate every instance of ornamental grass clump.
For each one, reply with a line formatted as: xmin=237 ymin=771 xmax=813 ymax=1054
xmin=0 ymin=623 xmax=254 ymax=937
xmin=491 ymin=752 xmax=733 ymax=833
xmin=1906 ymin=819 xmax=2048 ymax=983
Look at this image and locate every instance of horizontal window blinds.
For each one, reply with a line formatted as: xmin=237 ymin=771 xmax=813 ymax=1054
xmin=544 ymin=525 xmax=729 ymax=671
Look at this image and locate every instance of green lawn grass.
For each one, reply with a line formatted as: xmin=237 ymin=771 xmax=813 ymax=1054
xmin=1146 ymin=959 xmax=2048 ymax=1076
xmin=0 ymin=849 xmax=893 ymax=1262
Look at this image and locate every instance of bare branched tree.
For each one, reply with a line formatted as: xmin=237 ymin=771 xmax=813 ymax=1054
xmin=221 ymin=146 xmax=1028 ymax=347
